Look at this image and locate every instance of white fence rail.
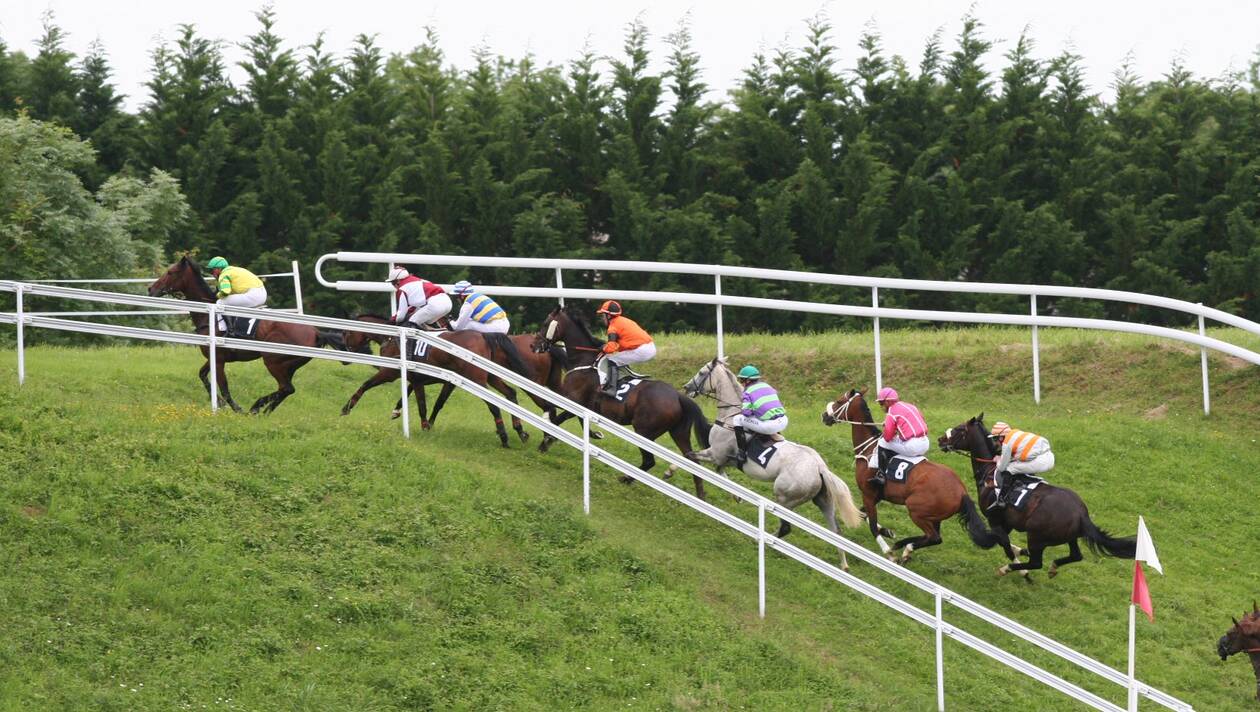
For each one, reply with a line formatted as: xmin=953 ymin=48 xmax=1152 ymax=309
xmin=0 ymin=280 xmax=1193 ymax=712
xmin=12 ymin=260 xmax=306 ymax=317
xmin=315 ymin=252 xmax=1260 ymax=416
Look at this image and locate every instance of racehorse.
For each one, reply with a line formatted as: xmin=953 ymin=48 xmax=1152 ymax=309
xmin=821 ymin=388 xmax=997 ymax=564
xmin=420 ymin=333 xmax=569 ymax=451
xmin=532 ymin=306 xmax=711 ymax=500
xmin=338 ymin=315 xmax=540 ymax=448
xmin=683 ymin=357 xmax=864 ymax=569
xmin=939 ymin=415 xmax=1138 ymax=577
xmin=1217 ymin=602 xmax=1260 ymax=701
xmin=147 ymin=256 xmax=345 ymax=414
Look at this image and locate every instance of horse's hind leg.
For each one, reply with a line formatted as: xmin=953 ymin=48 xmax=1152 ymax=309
xmin=1048 ymin=539 xmax=1083 ymax=578
xmin=420 ymin=381 xmax=457 ymax=429
xmin=666 ymin=420 xmax=705 ymax=501
xmin=891 ymin=517 xmax=942 ymax=564
xmin=342 ymin=368 xmax=397 ymax=416
xmin=812 ymin=489 xmax=850 ymax=571
xmin=487 ymin=377 xmax=529 ymax=443
xmin=262 ymin=357 xmax=307 ymax=414
xmin=1001 ymin=541 xmax=1046 ymax=575
xmin=485 ymin=403 xmax=510 ymax=448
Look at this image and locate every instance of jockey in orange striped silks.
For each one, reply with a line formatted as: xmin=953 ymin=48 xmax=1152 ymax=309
xmin=988 ymin=422 xmax=1055 ymax=511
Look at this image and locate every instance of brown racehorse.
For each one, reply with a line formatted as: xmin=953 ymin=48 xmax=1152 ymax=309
xmin=338 ymin=315 xmax=542 ymax=448
xmin=532 ymin=306 xmax=711 ymax=500
xmin=1217 ymin=602 xmax=1260 ymax=701
xmin=821 ymin=388 xmax=996 ymax=564
xmin=939 ymin=415 xmax=1136 ymax=578
xmin=147 ymin=256 xmax=345 ymax=414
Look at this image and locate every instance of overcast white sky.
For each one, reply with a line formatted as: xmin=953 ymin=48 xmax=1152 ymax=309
xmin=4 ymin=0 xmax=1259 ymax=112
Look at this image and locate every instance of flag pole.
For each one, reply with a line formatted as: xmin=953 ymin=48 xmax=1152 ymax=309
xmin=1128 ymin=598 xmax=1137 ymax=711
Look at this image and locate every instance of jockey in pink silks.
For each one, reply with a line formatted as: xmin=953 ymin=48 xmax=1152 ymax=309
xmin=869 ymin=386 xmax=930 ymax=497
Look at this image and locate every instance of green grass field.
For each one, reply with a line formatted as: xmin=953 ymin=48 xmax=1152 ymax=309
xmin=1 ymin=325 xmax=1257 ymax=710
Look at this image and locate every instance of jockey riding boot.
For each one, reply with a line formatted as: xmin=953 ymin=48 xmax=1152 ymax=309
xmin=986 ymin=470 xmax=1009 ymax=513
xmin=868 ymin=446 xmax=892 ymax=494
xmin=601 ymin=360 xmax=619 ymax=397
xmin=734 ymin=426 xmax=749 ymax=468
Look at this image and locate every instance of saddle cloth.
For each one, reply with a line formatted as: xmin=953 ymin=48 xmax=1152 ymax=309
xmin=222 ymin=315 xmax=261 ymax=339
xmin=744 ymin=438 xmax=781 ymax=469
xmin=1007 ymin=480 xmax=1042 ymax=511
xmin=611 ymin=377 xmax=645 ymax=401
xmin=877 ymin=452 xmax=926 ymax=483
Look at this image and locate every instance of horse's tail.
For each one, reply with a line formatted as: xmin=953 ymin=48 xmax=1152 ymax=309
xmin=678 ymin=393 xmax=710 ymax=449
xmin=956 ymin=495 xmax=1000 ymax=549
xmin=812 ymin=450 xmax=863 ymax=529
xmin=1081 ymin=516 xmax=1137 ymax=558
xmin=483 ymin=333 xmax=531 ymax=378
xmin=316 ymin=328 xmax=346 ymax=350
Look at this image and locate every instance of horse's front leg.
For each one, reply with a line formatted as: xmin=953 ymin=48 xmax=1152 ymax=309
xmin=863 ymin=495 xmax=894 ymax=555
xmin=213 ymin=357 xmax=243 ymax=413
xmin=342 ymin=368 xmax=396 ymax=416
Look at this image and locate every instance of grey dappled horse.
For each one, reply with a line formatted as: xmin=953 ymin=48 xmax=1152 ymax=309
xmin=681 ymin=357 xmax=863 ymax=570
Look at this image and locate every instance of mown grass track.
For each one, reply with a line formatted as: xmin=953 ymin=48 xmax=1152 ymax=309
xmin=0 ymin=325 xmax=1257 ymax=710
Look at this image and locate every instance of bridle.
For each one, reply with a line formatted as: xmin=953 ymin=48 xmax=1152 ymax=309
xmin=825 ymin=392 xmax=884 ymax=459
xmin=537 ymin=314 xmax=603 ymax=354
xmin=685 ymin=360 xmax=743 ymax=410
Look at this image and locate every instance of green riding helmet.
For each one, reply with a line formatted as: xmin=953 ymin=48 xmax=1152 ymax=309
xmin=207 ymin=256 xmax=229 ymax=270
xmin=737 ymin=365 xmax=761 ymax=379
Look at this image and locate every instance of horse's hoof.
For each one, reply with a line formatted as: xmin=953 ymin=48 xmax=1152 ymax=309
xmin=340 ymin=408 xmax=351 ymax=417
xmin=619 ymin=475 xmax=635 ymax=485
xmin=997 ymin=565 xmax=1010 ymax=577
xmin=420 ymin=421 xmax=431 ymax=431
xmin=1047 ymin=566 xmax=1058 ymax=579
xmin=517 ymin=430 xmax=530 ymax=443
xmin=1022 ymin=571 xmax=1034 ymax=584
xmin=1019 ymin=547 xmax=1030 ymax=557
xmin=591 ymin=431 xmax=605 ymax=440
xmin=390 ymin=410 xmax=401 ymax=420
xmin=662 ymin=469 xmax=674 ymax=480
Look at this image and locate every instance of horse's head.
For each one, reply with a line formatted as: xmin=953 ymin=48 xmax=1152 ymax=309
xmin=683 ymin=357 xmax=724 ymax=398
xmin=821 ymin=388 xmax=866 ymax=427
xmin=939 ymin=414 xmax=995 ymax=455
xmin=342 ymin=315 xmax=388 ymax=355
xmin=1218 ymin=603 xmax=1260 ymax=661
xmin=148 ymin=256 xmax=207 ymax=299
xmin=532 ymin=307 xmax=566 ymax=353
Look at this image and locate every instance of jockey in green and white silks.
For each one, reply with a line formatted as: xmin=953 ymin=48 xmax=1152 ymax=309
xmin=449 ymin=281 xmax=509 ymax=334
xmin=733 ymin=365 xmax=788 ymax=466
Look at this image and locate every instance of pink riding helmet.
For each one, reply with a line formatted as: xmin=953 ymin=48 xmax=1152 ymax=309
xmin=876 ymin=387 xmax=899 ymax=403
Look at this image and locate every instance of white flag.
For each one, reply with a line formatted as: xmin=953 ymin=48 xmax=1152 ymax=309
xmin=1135 ymin=516 xmax=1162 ymax=574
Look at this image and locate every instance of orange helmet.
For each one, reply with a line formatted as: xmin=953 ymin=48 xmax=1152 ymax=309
xmin=596 ymin=300 xmax=622 ymax=316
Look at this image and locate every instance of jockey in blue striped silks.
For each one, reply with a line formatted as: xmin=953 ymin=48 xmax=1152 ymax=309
xmin=449 ymin=280 xmax=510 ymax=334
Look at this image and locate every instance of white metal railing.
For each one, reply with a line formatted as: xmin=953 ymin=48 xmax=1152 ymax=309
xmin=316 ymin=252 xmax=1259 ymax=416
xmin=9 ymin=260 xmax=306 ymax=317
xmin=0 ymin=280 xmax=1194 ymax=711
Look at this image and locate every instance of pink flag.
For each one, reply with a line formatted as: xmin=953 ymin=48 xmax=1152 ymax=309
xmin=1132 ymin=561 xmax=1154 ymax=622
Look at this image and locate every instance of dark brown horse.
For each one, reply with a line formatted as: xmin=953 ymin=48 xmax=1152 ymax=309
xmin=338 ymin=315 xmax=542 ymax=448
xmin=938 ymin=415 xmax=1136 ymax=578
xmin=148 ymin=256 xmax=344 ymax=414
xmin=1217 ymin=602 xmax=1260 ymax=701
xmin=532 ymin=306 xmax=711 ymax=500
xmin=821 ymin=389 xmax=996 ymax=564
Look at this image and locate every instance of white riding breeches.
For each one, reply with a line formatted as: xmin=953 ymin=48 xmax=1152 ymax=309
xmin=884 ymin=435 xmax=930 ymax=458
xmin=405 ymin=293 xmax=453 ymax=328
xmin=216 ymin=287 xmax=266 ymax=331
xmin=600 ymin=342 xmax=657 ymax=384
xmin=1007 ymin=450 xmax=1055 ymax=475
xmin=455 ymin=318 xmax=510 ymax=334
xmin=217 ymin=286 xmax=267 ymax=308
xmin=736 ymin=414 xmax=788 ymax=435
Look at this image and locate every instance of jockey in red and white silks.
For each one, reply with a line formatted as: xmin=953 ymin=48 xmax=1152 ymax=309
xmin=387 ymin=266 xmax=451 ymax=329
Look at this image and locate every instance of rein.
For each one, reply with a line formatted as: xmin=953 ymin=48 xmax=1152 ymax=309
xmin=699 ymin=391 xmax=744 ymax=410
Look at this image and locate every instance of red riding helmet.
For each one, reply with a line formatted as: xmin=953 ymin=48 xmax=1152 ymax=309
xmin=596 ymin=300 xmax=622 ymax=316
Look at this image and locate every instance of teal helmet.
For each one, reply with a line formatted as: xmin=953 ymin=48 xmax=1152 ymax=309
xmin=207 ymin=256 xmax=229 ymax=270
xmin=738 ymin=365 xmax=761 ymax=379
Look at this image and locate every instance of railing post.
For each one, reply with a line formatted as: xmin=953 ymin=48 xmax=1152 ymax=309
xmin=1031 ymin=294 xmax=1041 ymax=405
xmin=715 ymin=274 xmax=725 ymax=360
xmin=16 ymin=285 xmax=25 ymax=386
xmin=936 ymin=587 xmax=946 ymax=711
xmin=398 ymin=327 xmax=410 ymax=438
xmin=208 ymin=304 xmax=218 ymax=413
xmin=555 ymin=267 xmax=564 ymax=307
xmin=758 ymin=499 xmax=766 ymax=619
xmin=582 ymin=415 xmax=591 ymax=514
xmin=872 ymin=287 xmax=882 ymax=392
xmin=291 ymin=259 xmax=304 ymax=314
xmin=1198 ymin=307 xmax=1210 ymax=416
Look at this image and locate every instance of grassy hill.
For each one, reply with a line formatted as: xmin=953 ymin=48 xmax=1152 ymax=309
xmin=1 ymin=325 xmax=1257 ymax=710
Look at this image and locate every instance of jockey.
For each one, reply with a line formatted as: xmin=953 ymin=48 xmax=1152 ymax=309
xmin=449 ymin=280 xmax=509 ymax=334
xmin=988 ymin=421 xmax=1055 ymax=511
xmin=870 ymin=386 xmax=929 ymax=496
xmin=596 ymin=300 xmax=655 ymax=396
xmin=207 ymin=256 xmax=266 ymax=335
xmin=387 ymin=266 xmax=452 ymax=330
xmin=733 ymin=365 xmax=788 ymax=467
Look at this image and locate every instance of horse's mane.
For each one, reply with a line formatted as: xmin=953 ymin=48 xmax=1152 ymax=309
xmin=179 ymin=255 xmax=216 ymax=300
xmin=562 ymin=305 xmax=603 ymax=346
xmin=856 ymin=391 xmax=881 ymax=438
xmin=971 ymin=416 xmax=998 ymax=458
